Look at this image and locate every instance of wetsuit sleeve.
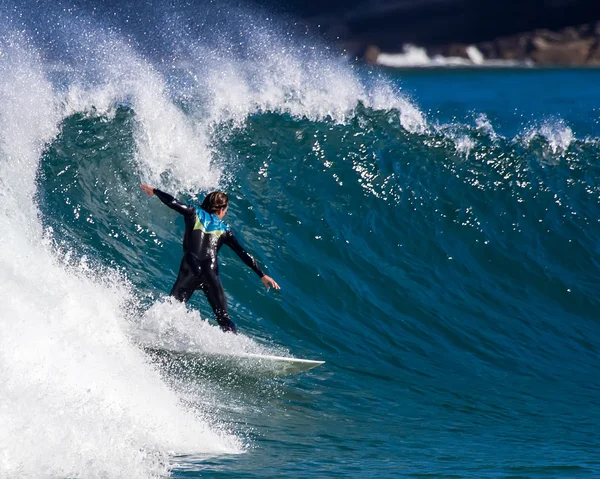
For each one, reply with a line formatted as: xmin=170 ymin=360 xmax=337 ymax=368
xmin=153 ymin=188 xmax=196 ymax=217
xmin=224 ymin=231 xmax=265 ymax=277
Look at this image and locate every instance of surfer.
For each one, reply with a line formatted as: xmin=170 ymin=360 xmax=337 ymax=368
xmin=141 ymin=184 xmax=280 ymax=333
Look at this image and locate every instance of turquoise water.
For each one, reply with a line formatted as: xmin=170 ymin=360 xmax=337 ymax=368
xmin=1 ymin=2 xmax=600 ymax=478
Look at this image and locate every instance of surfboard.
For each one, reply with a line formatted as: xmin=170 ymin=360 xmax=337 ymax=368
xmin=144 ymin=347 xmax=324 ymax=378
xmin=227 ymin=352 xmax=325 ymax=376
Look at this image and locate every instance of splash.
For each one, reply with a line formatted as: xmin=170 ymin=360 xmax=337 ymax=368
xmin=0 ymin=16 xmax=240 ymax=479
xmin=136 ymin=298 xmax=288 ymax=357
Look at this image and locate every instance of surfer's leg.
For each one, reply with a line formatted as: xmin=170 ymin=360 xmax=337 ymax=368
xmin=199 ymin=268 xmax=237 ymax=334
xmin=169 ymin=255 xmax=201 ymax=303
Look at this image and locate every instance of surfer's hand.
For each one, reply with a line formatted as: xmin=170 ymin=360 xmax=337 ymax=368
xmin=141 ymin=184 xmax=155 ymax=196
xmin=261 ymin=275 xmax=280 ymax=291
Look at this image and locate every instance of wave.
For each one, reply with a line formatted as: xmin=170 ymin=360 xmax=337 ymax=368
xmin=2 ymin=0 xmax=600 ymax=477
xmin=0 ymin=0 xmax=428 ymax=477
xmin=0 ymin=17 xmax=245 ymax=479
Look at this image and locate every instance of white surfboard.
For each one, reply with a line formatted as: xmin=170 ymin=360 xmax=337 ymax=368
xmin=227 ymin=352 xmax=325 ymax=376
xmin=145 ymin=346 xmax=324 ymax=378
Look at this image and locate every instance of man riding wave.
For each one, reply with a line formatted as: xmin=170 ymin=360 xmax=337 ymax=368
xmin=141 ymin=184 xmax=280 ymax=333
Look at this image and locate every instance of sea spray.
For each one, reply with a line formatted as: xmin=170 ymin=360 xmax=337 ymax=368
xmin=4 ymin=1 xmax=598 ymax=478
xmin=0 ymin=18 xmax=241 ymax=479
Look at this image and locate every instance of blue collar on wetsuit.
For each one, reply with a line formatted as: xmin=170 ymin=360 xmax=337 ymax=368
xmin=193 ymin=208 xmax=227 ymax=236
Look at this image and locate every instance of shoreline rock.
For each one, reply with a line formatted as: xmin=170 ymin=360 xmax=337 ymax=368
xmin=361 ymin=22 xmax=600 ymax=67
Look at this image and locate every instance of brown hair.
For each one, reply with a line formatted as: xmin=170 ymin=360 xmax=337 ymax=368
xmin=201 ymin=191 xmax=229 ymax=214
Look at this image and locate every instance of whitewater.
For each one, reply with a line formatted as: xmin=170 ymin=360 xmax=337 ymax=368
xmin=1 ymin=1 xmax=600 ymax=478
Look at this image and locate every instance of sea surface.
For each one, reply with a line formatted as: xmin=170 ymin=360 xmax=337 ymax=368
xmin=1 ymin=1 xmax=600 ymax=478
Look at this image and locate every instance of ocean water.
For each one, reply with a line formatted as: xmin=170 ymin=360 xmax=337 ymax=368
xmin=1 ymin=1 xmax=600 ymax=478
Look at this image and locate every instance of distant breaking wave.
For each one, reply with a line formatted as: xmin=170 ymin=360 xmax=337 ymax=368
xmin=376 ymin=44 xmax=532 ymax=68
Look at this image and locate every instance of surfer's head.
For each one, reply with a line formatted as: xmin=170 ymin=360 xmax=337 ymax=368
xmin=201 ymin=191 xmax=229 ymax=218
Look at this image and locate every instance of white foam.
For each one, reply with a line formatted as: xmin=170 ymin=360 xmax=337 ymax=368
xmin=0 ymin=26 xmax=240 ymax=479
xmin=453 ymin=135 xmax=477 ymax=159
xmin=520 ymin=119 xmax=574 ymax=161
xmin=465 ymin=45 xmax=485 ymax=65
xmin=167 ymin=29 xmax=428 ymax=139
xmin=135 ymin=298 xmax=288 ymax=357
xmin=377 ymin=45 xmax=434 ymax=67
xmin=48 ymin=23 xmax=430 ymax=197
xmin=39 ymin=10 xmax=429 ymax=202
xmin=377 ymin=44 xmax=529 ymax=68
xmin=475 ymin=113 xmax=500 ymax=142
xmin=369 ymin=81 xmax=427 ymax=133
xmin=538 ymin=122 xmax=574 ymax=155
xmin=53 ymin=27 xmax=221 ymax=194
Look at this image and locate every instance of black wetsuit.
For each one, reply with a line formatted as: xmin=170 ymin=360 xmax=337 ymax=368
xmin=154 ymin=189 xmax=265 ymax=333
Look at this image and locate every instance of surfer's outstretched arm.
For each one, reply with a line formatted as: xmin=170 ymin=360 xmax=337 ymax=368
xmin=140 ymin=184 xmax=195 ymax=217
xmin=224 ymin=232 xmax=281 ymax=291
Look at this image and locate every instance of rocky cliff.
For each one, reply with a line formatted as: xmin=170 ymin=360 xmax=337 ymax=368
xmin=263 ymin=0 xmax=600 ymax=65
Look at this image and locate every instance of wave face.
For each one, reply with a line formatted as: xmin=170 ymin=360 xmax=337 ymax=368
xmin=1 ymin=0 xmax=600 ymax=478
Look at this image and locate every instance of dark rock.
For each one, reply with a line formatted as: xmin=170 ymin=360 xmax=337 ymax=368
xmin=576 ymin=23 xmax=592 ymax=37
xmin=587 ymin=40 xmax=600 ymax=64
xmin=427 ymin=43 xmax=471 ymax=59
xmin=477 ymin=41 xmax=497 ymax=59
xmin=494 ymin=35 xmax=530 ymax=60
xmin=529 ymin=38 xmax=594 ymax=65
xmin=561 ymin=26 xmax=582 ymax=41
xmin=530 ymin=36 xmax=550 ymax=50
xmin=533 ymin=28 xmax=565 ymax=43
xmin=363 ymin=44 xmax=381 ymax=64
xmin=444 ymin=43 xmax=470 ymax=59
xmin=336 ymin=10 xmax=600 ymax=66
xmin=425 ymin=45 xmax=444 ymax=58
